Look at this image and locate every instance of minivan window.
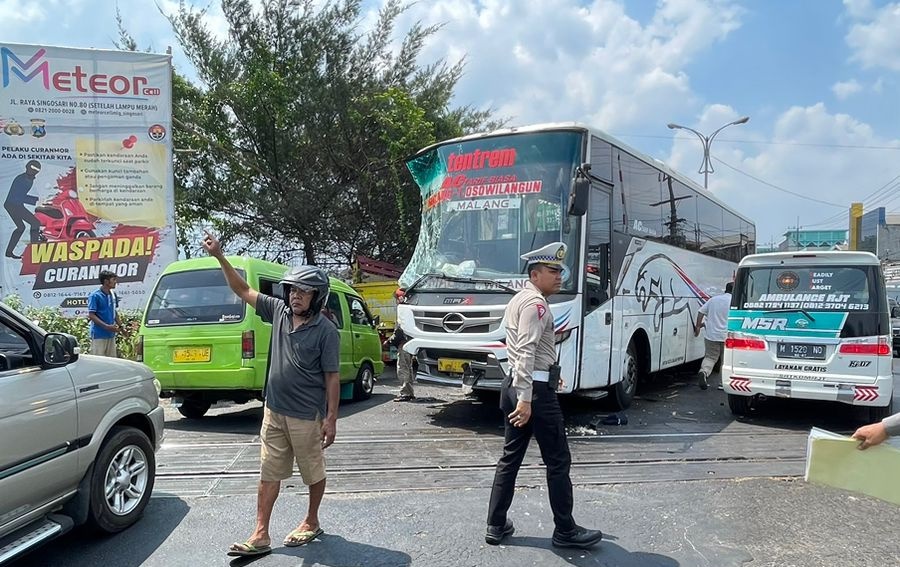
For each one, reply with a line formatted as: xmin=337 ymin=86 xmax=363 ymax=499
xmin=349 ymin=297 xmax=371 ymax=326
xmin=145 ymin=269 xmax=246 ymax=326
xmin=735 ymin=266 xmax=877 ymax=312
xmin=324 ymin=293 xmax=344 ymax=329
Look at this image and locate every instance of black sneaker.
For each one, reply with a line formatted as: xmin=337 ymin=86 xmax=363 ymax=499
xmin=698 ymin=371 xmax=708 ymax=390
xmin=552 ymin=525 xmax=603 ymax=549
xmin=485 ymin=520 xmax=515 ymax=545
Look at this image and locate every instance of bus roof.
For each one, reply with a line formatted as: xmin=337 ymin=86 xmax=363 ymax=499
xmin=410 ymin=121 xmax=754 ymax=227
xmin=737 ymin=250 xmax=881 ymax=267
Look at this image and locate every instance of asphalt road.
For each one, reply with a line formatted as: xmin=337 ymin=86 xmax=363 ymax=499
xmin=19 ymin=364 xmax=900 ymax=567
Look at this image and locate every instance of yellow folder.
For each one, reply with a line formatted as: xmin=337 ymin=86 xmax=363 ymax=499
xmin=805 ymin=427 xmax=900 ymax=506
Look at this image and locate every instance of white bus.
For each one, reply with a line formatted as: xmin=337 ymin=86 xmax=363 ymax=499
xmin=397 ymin=123 xmax=755 ymax=409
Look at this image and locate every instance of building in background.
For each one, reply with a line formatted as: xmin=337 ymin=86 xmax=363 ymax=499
xmin=776 ymin=229 xmax=848 ymax=252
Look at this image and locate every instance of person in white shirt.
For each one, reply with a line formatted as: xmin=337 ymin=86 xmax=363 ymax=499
xmin=693 ymin=282 xmax=733 ymax=390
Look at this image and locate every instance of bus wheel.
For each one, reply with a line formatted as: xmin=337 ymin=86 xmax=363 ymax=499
xmin=727 ymin=394 xmax=751 ymax=416
xmin=610 ymin=341 xmax=639 ymax=410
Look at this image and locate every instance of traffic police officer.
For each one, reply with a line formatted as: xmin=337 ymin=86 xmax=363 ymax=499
xmin=485 ymin=242 xmax=604 ymax=549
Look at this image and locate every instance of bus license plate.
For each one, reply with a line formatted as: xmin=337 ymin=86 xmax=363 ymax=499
xmin=776 ymin=343 xmax=825 ymax=360
xmin=438 ymin=358 xmax=468 ymax=374
xmin=173 ymin=347 xmax=211 ymax=363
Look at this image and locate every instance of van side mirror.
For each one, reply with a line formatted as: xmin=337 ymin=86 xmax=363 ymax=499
xmin=568 ymin=163 xmax=590 ymax=217
xmin=892 ymin=306 xmax=900 ymax=318
xmin=43 ymin=332 xmax=78 ymax=367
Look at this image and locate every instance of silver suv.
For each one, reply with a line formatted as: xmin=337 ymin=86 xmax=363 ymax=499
xmin=0 ymin=302 xmax=164 ymax=564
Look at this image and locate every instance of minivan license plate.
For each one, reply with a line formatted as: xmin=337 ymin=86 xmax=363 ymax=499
xmin=776 ymin=343 xmax=825 ymax=360
xmin=173 ymin=347 xmax=211 ymax=363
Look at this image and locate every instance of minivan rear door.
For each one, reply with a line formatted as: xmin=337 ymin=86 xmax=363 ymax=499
xmin=729 ymin=264 xmax=890 ymax=383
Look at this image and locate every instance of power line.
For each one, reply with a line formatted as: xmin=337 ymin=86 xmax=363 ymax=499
xmin=616 ymin=133 xmax=900 ymax=151
xmin=711 ymin=156 xmax=846 ymax=208
xmin=804 ymin=173 xmax=900 ymax=227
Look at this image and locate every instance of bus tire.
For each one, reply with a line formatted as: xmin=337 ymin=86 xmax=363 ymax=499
xmin=610 ymin=341 xmax=640 ymax=410
xmin=727 ymin=393 xmax=751 ymax=416
xmin=867 ymin=398 xmax=894 ymax=422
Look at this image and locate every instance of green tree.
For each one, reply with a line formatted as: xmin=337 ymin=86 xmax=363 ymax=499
xmin=161 ymin=0 xmax=498 ymax=267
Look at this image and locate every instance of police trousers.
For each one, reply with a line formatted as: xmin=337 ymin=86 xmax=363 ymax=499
xmin=486 ymin=378 xmax=576 ymax=532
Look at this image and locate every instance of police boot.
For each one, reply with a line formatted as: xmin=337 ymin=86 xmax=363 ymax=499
xmin=552 ymin=525 xmax=603 ymax=549
xmin=484 ymin=519 xmax=515 ymax=545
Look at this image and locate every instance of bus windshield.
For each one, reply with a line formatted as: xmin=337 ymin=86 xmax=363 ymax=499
xmin=400 ymin=131 xmax=583 ymax=292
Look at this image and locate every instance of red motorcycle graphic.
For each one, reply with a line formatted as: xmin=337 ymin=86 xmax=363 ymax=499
xmin=34 ymin=184 xmax=99 ymax=241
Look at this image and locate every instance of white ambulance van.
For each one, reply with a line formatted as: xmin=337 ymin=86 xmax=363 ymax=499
xmin=724 ymin=251 xmax=894 ymax=421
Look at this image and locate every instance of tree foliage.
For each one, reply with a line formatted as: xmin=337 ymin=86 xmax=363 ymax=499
xmin=158 ymin=0 xmax=498 ymax=267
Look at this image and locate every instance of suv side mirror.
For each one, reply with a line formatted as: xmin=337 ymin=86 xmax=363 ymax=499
xmin=43 ymin=332 xmax=78 ymax=367
xmin=567 ymin=163 xmax=590 ymax=217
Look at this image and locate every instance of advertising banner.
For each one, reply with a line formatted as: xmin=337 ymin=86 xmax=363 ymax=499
xmin=0 ymin=43 xmax=176 ymax=313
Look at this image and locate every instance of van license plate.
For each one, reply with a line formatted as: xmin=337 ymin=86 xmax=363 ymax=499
xmin=173 ymin=347 xmax=211 ymax=363
xmin=776 ymin=343 xmax=825 ymax=360
xmin=438 ymin=358 xmax=469 ymax=374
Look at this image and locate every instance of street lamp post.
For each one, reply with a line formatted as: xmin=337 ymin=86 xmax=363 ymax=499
xmin=667 ymin=116 xmax=749 ymax=188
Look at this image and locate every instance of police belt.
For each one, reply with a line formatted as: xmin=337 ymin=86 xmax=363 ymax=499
xmin=532 ymin=370 xmax=550 ymax=382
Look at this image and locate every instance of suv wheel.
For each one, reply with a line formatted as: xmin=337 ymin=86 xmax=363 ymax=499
xmin=87 ymin=426 xmax=156 ymax=533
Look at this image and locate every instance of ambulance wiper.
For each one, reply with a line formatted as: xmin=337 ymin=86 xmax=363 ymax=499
xmin=764 ymin=308 xmax=816 ymax=322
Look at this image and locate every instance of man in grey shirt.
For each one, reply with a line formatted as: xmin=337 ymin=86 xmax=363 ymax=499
xmin=853 ymin=411 xmax=900 ymax=449
xmin=203 ymin=233 xmax=340 ymax=558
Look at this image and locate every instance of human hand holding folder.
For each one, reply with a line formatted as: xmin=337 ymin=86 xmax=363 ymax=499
xmin=805 ymin=427 xmax=900 ymax=505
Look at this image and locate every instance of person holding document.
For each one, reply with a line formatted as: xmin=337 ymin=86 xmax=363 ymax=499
xmin=853 ymin=412 xmax=900 ymax=449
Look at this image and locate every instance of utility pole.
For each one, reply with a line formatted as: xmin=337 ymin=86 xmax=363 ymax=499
xmin=651 ymin=173 xmax=692 ymax=247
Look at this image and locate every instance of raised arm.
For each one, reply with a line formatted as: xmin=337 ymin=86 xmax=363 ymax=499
xmin=202 ymin=231 xmax=259 ymax=308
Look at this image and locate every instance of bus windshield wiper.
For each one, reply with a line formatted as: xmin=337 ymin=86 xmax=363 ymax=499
xmin=764 ymin=308 xmax=816 ymax=322
xmin=405 ymin=272 xmax=517 ymax=295
xmin=440 ymin=274 xmax=517 ymax=295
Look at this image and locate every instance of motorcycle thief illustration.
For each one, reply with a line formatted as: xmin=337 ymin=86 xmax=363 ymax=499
xmin=4 ymin=165 xmax=99 ymax=258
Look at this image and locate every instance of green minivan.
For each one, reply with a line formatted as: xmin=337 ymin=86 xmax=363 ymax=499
xmin=137 ymin=256 xmax=384 ymax=418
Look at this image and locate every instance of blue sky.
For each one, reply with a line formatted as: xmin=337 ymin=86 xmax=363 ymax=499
xmin=4 ymin=0 xmax=899 ymax=248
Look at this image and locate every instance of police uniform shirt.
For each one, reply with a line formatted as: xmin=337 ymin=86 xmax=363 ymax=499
xmin=505 ymin=280 xmax=556 ymax=403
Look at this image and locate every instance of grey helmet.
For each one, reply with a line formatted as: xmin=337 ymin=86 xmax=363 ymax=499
xmin=280 ymin=265 xmax=330 ymax=316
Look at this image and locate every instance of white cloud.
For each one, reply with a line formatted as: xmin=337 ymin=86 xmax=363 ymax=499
xmin=384 ymin=0 xmax=743 ymax=131
xmin=832 ymin=79 xmax=863 ymax=99
xmin=845 ymin=1 xmax=900 ymax=71
xmin=0 ymin=0 xmax=85 ymax=25
xmin=669 ymin=104 xmax=900 ymax=245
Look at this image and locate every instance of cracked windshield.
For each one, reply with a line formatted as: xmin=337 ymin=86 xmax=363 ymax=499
xmin=400 ymin=131 xmax=582 ymax=292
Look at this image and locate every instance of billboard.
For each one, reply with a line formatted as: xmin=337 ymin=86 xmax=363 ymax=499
xmin=0 ymin=43 xmax=176 ymax=313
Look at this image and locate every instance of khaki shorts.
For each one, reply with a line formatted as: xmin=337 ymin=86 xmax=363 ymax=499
xmin=259 ymin=406 xmax=326 ymax=485
xmin=91 ymin=337 xmax=117 ymax=357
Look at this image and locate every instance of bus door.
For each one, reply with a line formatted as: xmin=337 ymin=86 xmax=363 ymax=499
xmin=659 ymin=297 xmax=690 ymax=370
xmin=580 ymin=181 xmax=613 ymax=390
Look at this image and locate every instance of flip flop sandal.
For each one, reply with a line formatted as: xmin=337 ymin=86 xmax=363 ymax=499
xmin=227 ymin=541 xmax=272 ymax=557
xmin=283 ymin=527 xmax=324 ymax=547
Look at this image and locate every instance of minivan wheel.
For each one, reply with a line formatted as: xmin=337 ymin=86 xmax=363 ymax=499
xmin=87 ymin=426 xmax=155 ymax=534
xmin=353 ymin=364 xmax=375 ymax=401
xmin=177 ymin=399 xmax=211 ymax=419
xmin=867 ymin=398 xmax=894 ymax=422
xmin=728 ymin=393 xmax=752 ymax=416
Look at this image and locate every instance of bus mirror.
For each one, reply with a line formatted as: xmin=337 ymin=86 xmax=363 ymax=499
xmin=568 ymin=165 xmax=590 ymax=217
